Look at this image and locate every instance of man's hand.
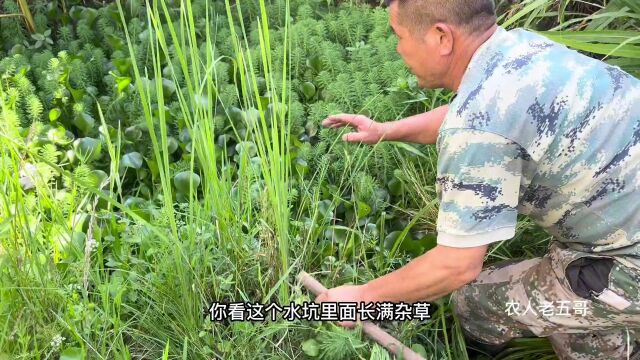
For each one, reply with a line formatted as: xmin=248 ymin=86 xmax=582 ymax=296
xmin=321 ymin=114 xmax=388 ymax=144
xmin=314 ymin=284 xmax=369 ymax=328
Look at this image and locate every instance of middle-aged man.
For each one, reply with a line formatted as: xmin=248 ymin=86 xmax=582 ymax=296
xmin=314 ymin=0 xmax=640 ymax=359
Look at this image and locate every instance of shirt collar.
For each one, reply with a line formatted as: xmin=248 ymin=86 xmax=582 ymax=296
xmin=455 ymin=26 xmax=507 ymax=94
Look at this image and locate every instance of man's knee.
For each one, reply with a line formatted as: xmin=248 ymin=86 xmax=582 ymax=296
xmin=549 ymin=330 xmax=636 ymax=360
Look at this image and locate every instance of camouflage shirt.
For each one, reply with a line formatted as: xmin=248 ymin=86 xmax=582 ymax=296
xmin=435 ymin=26 xmax=640 ymax=268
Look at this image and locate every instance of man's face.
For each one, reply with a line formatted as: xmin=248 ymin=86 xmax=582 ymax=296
xmin=389 ymin=2 xmax=446 ymax=89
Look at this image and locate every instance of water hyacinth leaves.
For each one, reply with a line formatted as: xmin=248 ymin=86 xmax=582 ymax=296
xmin=46 ymin=126 xmax=73 ymax=145
xmin=316 ymin=199 xmax=334 ymax=221
xmin=301 ymin=81 xmax=316 ymax=100
xmin=264 ymin=102 xmax=287 ymax=125
xmin=120 ymin=152 xmax=144 ymax=170
xmin=302 ymin=339 xmax=320 ymax=357
xmin=161 ymin=78 xmax=176 ymax=98
xmin=49 ymin=107 xmax=62 ymax=122
xmin=235 ymin=141 xmax=258 ymax=158
xmin=124 ymin=125 xmax=142 ymax=142
xmin=173 ymin=171 xmax=201 ymax=194
xmin=387 ymin=176 xmax=403 ymax=196
xmin=166 ymin=136 xmax=179 ymax=154
xmin=91 ymin=169 xmax=109 ymax=189
xmin=306 ymin=54 xmax=323 ymax=73
xmin=124 ymin=196 xmax=151 ymax=221
xmin=356 ymin=201 xmax=372 ymax=218
xmin=98 ymin=124 xmax=118 ymax=145
xmin=115 ymin=75 xmax=132 ymax=93
xmin=59 ymin=347 xmax=84 ymax=360
xmin=324 ymin=225 xmax=349 ymax=243
xmin=228 ymin=106 xmax=244 ymax=124
xmin=73 ymin=137 xmax=102 ymax=163
xmin=383 ymin=230 xmax=437 ymax=257
xmin=243 ymin=107 xmax=260 ymax=130
xmin=225 ymin=106 xmax=264 ymax=139
xmin=294 ymin=157 xmax=309 ymax=177
xmin=73 ymin=112 xmax=96 ymax=135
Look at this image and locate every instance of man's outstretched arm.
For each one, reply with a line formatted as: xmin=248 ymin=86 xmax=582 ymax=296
xmin=381 ymin=104 xmax=450 ymax=145
xmin=322 ymin=104 xmax=449 ymax=145
xmin=315 ymin=243 xmax=487 ymax=308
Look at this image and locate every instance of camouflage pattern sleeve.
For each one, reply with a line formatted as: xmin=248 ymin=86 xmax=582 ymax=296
xmin=435 ymin=128 xmax=530 ymax=248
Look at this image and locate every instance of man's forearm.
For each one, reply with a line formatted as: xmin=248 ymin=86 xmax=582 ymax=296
xmin=361 ymin=244 xmax=486 ymax=304
xmin=380 ymin=104 xmax=449 ymax=145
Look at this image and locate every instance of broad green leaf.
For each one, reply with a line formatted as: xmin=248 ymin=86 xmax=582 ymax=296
xmin=59 ymin=347 xmax=84 ymax=360
xmin=73 ymin=138 xmax=102 ymax=163
xmin=124 ymin=126 xmax=142 ymax=141
xmin=294 ymin=157 xmax=308 ymax=176
xmin=161 ymin=78 xmax=176 ymax=97
xmin=174 ymin=171 xmax=201 ymax=193
xmin=66 ymin=149 xmax=76 ymax=164
xmin=307 ymin=55 xmax=323 ymax=73
xmin=356 ymin=201 xmax=372 ymax=218
xmin=411 ymin=344 xmax=428 ymax=358
xmin=49 ymin=107 xmax=61 ymax=121
xmin=256 ymin=76 xmax=267 ymax=94
xmin=384 ymin=231 xmax=403 ymax=250
xmin=243 ymin=108 xmax=260 ymax=129
xmin=121 ymin=152 xmax=144 ymax=169
xmin=179 ymin=128 xmax=191 ymax=143
xmin=73 ymin=112 xmax=95 ymax=135
xmin=106 ymin=33 xmax=124 ymax=50
xmin=324 ymin=226 xmax=349 ymax=243
xmin=302 ymin=82 xmax=316 ymax=99
xmin=194 ymin=94 xmax=209 ymax=108
xmin=302 ymin=339 xmax=319 ymax=357
xmin=228 ymin=106 xmax=244 ymax=123
xmin=305 ymin=121 xmax=318 ymax=137
xmin=235 ymin=141 xmax=258 ymax=157
xmin=9 ymin=44 xmax=25 ymax=55
xmin=388 ymin=177 xmax=403 ymax=196
xmin=124 ymin=197 xmax=150 ymax=221
xmin=167 ymin=136 xmax=179 ymax=154
xmin=112 ymin=58 xmax=131 ymax=74
xmin=317 ymin=199 xmax=333 ymax=218
xmin=47 ymin=126 xmax=71 ymax=145
xmin=116 ymin=76 xmax=132 ymax=93
xmin=91 ymin=170 xmax=109 ymax=189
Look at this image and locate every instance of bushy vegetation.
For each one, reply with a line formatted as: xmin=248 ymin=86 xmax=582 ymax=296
xmin=0 ymin=0 xmax=637 ymax=359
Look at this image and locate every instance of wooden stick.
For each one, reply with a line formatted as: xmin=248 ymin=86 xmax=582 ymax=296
xmin=297 ymin=271 xmax=426 ymax=360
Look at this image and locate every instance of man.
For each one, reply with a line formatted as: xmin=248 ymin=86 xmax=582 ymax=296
xmin=314 ymin=0 xmax=640 ymax=359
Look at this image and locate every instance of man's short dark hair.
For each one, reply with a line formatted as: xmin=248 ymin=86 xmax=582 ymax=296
xmin=385 ymin=0 xmax=497 ymax=36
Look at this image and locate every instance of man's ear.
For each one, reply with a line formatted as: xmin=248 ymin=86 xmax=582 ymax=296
xmin=432 ymin=23 xmax=454 ymax=56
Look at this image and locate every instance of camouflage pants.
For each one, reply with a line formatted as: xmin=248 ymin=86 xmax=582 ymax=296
xmin=452 ymin=240 xmax=640 ymax=359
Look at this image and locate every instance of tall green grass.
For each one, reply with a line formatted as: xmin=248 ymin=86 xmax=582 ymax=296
xmin=499 ymin=0 xmax=639 ymax=76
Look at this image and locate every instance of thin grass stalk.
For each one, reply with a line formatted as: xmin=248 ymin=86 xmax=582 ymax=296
xmin=155 ymin=0 xmax=239 ymax=246
xmin=16 ymin=0 xmax=35 ymax=33
xmin=224 ymin=0 xmax=293 ymax=303
xmin=117 ymin=0 xmax=178 ymax=239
